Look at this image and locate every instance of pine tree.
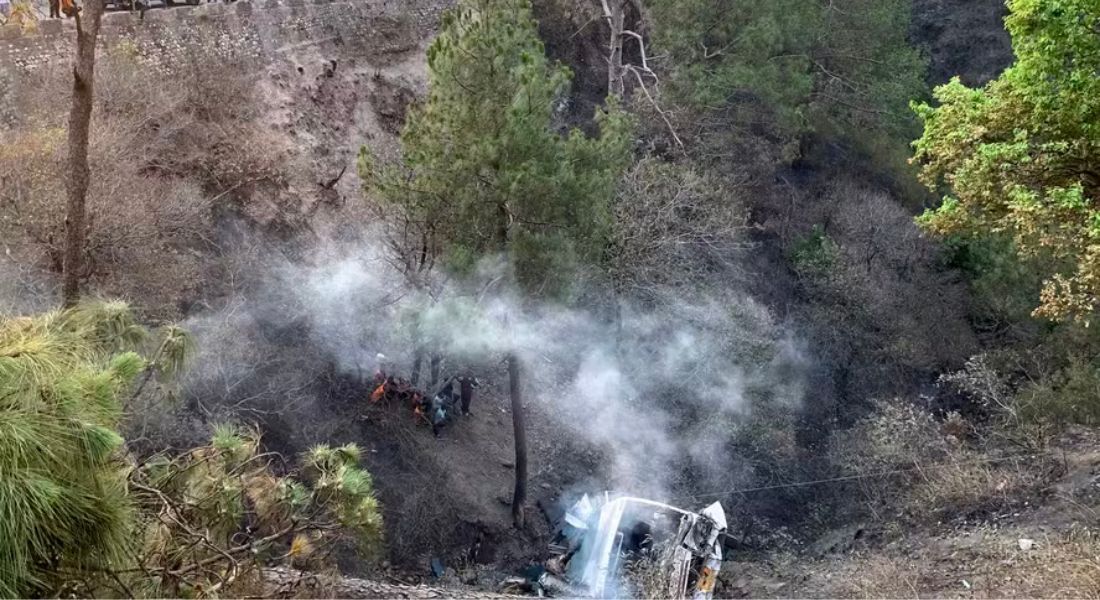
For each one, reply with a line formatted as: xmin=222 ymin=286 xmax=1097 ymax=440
xmin=0 ymin=301 xmax=145 ymax=596
xmin=361 ymin=0 xmax=632 ymax=526
xmin=361 ymin=0 xmax=633 ymax=295
xmin=648 ymin=0 xmax=925 ymax=161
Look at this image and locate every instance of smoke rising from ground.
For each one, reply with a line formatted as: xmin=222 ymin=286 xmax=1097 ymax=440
xmin=179 ymin=238 xmax=811 ymax=501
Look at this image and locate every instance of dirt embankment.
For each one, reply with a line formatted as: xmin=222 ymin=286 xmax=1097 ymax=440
xmin=168 ymin=3 xmax=604 ymax=578
xmin=721 ymin=428 xmax=1100 ymax=598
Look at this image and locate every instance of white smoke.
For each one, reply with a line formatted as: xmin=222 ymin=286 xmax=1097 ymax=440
xmin=210 ymin=238 xmax=812 ymax=500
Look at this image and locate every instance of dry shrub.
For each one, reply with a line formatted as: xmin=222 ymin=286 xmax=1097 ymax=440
xmin=798 ymin=181 xmax=976 ymax=375
xmin=829 ymin=399 xmax=1044 ymax=521
xmin=609 ymin=158 xmax=752 ymax=298
xmin=0 ymin=46 xmax=278 ymax=319
xmin=838 ymin=528 xmax=1100 ymax=599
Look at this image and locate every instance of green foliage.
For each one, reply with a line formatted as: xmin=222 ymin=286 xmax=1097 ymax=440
xmin=913 ymin=0 xmax=1100 ymax=321
xmin=360 ymin=0 xmax=633 ymax=297
xmin=942 ymin=233 xmax=1047 ymax=324
xmin=649 ymin=0 xmax=925 ymax=157
xmin=130 ymin=427 xmax=383 ymax=596
xmin=789 ymin=225 xmax=840 ymax=277
xmin=1016 ymin=357 xmax=1100 ymax=427
xmin=0 ymin=302 xmax=145 ymax=597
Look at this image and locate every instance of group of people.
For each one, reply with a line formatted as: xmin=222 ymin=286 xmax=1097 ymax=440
xmin=370 ymin=354 xmax=480 ymax=437
xmin=0 ymin=0 xmax=76 ymax=21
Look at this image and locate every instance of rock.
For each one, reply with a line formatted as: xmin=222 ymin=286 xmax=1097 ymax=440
xmin=810 ymin=525 xmax=865 ymax=556
xmin=1018 ymin=538 xmax=1035 ymax=551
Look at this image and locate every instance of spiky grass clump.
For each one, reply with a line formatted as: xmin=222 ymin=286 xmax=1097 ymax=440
xmin=0 ymin=301 xmax=145 ymax=596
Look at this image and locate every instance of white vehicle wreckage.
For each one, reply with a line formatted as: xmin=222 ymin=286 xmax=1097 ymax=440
xmin=536 ymin=493 xmax=727 ymax=599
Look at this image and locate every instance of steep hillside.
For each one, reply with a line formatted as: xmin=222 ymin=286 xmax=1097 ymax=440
xmin=7 ymin=0 xmax=1100 ymax=597
xmin=911 ymin=0 xmax=1013 ymax=85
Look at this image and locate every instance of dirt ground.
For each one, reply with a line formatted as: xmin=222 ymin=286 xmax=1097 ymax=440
xmin=719 ymin=429 xmax=1100 ymax=599
xmin=245 ymin=19 xmax=609 ymax=578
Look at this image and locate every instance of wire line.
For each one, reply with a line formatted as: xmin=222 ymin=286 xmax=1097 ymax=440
xmin=671 ymin=451 xmax=1048 ymax=502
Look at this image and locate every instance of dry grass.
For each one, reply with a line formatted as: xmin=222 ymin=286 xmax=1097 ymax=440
xmin=0 ymin=46 xmax=279 ymax=320
xmin=829 ymin=399 xmax=1051 ymax=522
xmin=834 ymin=527 xmax=1100 ymax=599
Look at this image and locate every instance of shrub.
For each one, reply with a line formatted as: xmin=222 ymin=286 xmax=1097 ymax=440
xmin=0 ymin=47 xmax=279 ymax=319
xmin=126 ymin=426 xmax=384 ymax=597
xmin=829 ymin=399 xmax=1041 ymax=521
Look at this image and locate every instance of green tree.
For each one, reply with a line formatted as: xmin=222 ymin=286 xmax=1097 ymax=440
xmin=0 ymin=301 xmax=145 ymax=596
xmin=361 ymin=0 xmax=633 ymax=295
xmin=129 ymin=427 xmax=383 ymax=597
xmin=1 ymin=302 xmax=382 ymax=596
xmin=648 ymin=0 xmax=924 ymax=160
xmin=360 ymin=0 xmax=632 ymax=525
xmin=912 ymin=0 xmax=1100 ymax=321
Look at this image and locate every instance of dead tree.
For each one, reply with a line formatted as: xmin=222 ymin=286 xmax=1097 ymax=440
xmin=508 ymin=352 xmax=527 ymax=528
xmin=599 ymin=0 xmax=683 ymax=149
xmin=603 ymin=0 xmax=626 ymax=97
xmin=62 ymin=0 xmax=106 ymax=307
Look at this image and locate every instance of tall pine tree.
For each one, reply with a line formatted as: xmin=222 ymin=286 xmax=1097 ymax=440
xmin=360 ymin=0 xmax=632 ymax=525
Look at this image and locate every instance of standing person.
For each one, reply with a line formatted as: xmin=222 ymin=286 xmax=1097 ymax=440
xmin=457 ymin=374 xmax=478 ymax=416
xmin=0 ymin=0 xmax=11 ymax=20
xmin=49 ymin=0 xmax=60 ymax=19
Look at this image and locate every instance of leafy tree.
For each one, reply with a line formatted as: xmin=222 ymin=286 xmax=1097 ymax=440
xmin=0 ymin=301 xmax=145 ymax=597
xmin=648 ymin=0 xmax=925 ymax=160
xmin=360 ymin=0 xmax=632 ymax=526
xmin=912 ymin=0 xmax=1100 ymax=322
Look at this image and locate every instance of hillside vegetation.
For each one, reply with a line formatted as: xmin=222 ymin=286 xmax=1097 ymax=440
xmin=2 ymin=0 xmax=1099 ymax=597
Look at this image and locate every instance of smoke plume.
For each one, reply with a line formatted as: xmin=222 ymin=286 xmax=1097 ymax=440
xmin=180 ymin=238 xmax=811 ymax=501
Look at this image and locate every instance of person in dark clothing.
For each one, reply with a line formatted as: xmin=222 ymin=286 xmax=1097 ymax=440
xmin=424 ymin=378 xmax=457 ymax=437
xmin=626 ymin=521 xmax=653 ymax=557
xmin=457 ymin=375 xmax=479 ymax=416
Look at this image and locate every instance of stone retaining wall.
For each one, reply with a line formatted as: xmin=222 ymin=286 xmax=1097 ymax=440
xmin=0 ymin=0 xmax=442 ymax=125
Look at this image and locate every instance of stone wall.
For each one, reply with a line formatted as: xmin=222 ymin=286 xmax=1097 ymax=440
xmin=0 ymin=0 xmax=442 ymax=124
xmin=4 ymin=0 xmax=438 ymax=70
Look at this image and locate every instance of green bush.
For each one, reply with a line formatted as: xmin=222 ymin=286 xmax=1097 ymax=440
xmin=789 ymin=225 xmax=841 ymax=277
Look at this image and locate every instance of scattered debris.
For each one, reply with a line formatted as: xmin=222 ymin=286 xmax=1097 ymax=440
xmin=430 ymin=557 xmax=446 ymax=578
xmin=540 ymin=493 xmax=727 ymax=598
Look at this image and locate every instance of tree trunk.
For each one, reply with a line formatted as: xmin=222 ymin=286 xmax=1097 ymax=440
xmin=602 ymin=0 xmax=625 ymax=97
xmin=429 ymin=353 xmax=441 ymax=388
xmin=411 ymin=322 xmax=425 ymax=387
xmin=62 ymin=0 xmax=105 ymax=307
xmin=508 ymin=352 xmax=527 ymax=528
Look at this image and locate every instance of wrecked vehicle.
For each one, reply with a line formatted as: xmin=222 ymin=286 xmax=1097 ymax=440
xmin=541 ymin=493 xmax=727 ymax=599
